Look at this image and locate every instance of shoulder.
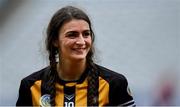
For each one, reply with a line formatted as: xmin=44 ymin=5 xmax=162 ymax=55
xmin=20 ymin=66 xmax=50 ymax=87
xmin=95 ymin=64 xmax=135 ymax=106
xmin=16 ymin=67 xmax=50 ymax=106
xmin=95 ymin=64 xmax=128 ymax=84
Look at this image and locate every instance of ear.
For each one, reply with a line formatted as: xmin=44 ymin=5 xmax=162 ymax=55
xmin=53 ymin=39 xmax=59 ymax=47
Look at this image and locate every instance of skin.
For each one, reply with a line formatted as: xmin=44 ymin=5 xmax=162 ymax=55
xmin=55 ymin=19 xmax=92 ymax=81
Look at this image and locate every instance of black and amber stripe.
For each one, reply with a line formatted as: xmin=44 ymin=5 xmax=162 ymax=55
xmin=30 ymin=76 xmax=109 ymax=106
xmin=16 ymin=64 xmax=135 ymax=106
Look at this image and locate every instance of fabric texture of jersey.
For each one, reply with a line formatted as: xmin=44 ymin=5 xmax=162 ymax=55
xmin=16 ymin=64 xmax=135 ymax=106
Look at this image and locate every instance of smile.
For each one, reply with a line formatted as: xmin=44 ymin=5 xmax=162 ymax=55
xmin=72 ymin=48 xmax=86 ymax=53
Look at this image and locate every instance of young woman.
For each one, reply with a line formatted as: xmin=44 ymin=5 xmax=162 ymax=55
xmin=16 ymin=6 xmax=135 ymax=106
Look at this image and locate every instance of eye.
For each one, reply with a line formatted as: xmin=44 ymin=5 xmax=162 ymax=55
xmin=83 ymin=31 xmax=91 ymax=38
xmin=65 ymin=31 xmax=79 ymax=39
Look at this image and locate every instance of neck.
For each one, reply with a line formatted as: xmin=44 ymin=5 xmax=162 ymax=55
xmin=57 ymin=59 xmax=87 ymax=81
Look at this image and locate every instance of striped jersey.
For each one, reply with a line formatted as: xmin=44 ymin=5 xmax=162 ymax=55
xmin=16 ymin=64 xmax=135 ymax=106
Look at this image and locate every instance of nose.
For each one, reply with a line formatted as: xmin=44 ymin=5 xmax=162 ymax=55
xmin=76 ymin=34 xmax=85 ymax=45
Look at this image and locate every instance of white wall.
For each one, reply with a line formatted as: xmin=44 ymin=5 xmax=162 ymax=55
xmin=0 ymin=0 xmax=179 ymax=105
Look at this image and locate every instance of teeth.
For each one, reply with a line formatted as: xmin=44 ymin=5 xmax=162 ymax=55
xmin=76 ymin=49 xmax=84 ymax=50
xmin=75 ymin=48 xmax=85 ymax=50
xmin=74 ymin=48 xmax=85 ymax=52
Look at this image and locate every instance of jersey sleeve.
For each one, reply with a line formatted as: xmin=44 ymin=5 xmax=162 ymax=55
xmin=109 ymin=75 xmax=135 ymax=106
xmin=16 ymin=79 xmax=32 ymax=106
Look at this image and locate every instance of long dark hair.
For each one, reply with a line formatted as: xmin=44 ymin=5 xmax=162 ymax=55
xmin=42 ymin=6 xmax=99 ymax=106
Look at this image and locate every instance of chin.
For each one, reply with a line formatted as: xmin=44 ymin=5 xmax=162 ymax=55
xmin=71 ymin=55 xmax=86 ymax=61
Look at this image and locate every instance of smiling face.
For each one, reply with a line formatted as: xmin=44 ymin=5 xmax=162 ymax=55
xmin=56 ymin=19 xmax=92 ymax=61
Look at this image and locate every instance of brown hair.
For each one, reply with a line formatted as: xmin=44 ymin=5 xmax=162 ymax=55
xmin=42 ymin=6 xmax=99 ymax=106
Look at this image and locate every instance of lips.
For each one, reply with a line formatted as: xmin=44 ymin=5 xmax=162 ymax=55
xmin=72 ymin=48 xmax=86 ymax=53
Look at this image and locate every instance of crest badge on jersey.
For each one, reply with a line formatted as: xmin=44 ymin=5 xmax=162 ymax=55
xmin=40 ymin=94 xmax=51 ymax=107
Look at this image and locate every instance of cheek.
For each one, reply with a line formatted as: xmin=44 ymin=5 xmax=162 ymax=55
xmin=86 ymin=38 xmax=92 ymax=47
xmin=60 ymin=39 xmax=75 ymax=49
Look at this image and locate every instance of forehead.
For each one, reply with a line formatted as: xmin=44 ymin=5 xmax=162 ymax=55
xmin=59 ymin=19 xmax=90 ymax=33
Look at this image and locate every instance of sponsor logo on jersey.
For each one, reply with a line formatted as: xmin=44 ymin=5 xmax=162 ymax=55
xmin=65 ymin=94 xmax=74 ymax=101
xmin=40 ymin=94 xmax=51 ymax=107
xmin=64 ymin=94 xmax=75 ymax=107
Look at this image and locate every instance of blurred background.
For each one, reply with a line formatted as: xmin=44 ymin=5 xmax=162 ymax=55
xmin=0 ymin=0 xmax=179 ymax=106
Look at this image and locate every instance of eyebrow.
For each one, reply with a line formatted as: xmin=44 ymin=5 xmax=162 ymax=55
xmin=65 ymin=30 xmax=91 ymax=34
